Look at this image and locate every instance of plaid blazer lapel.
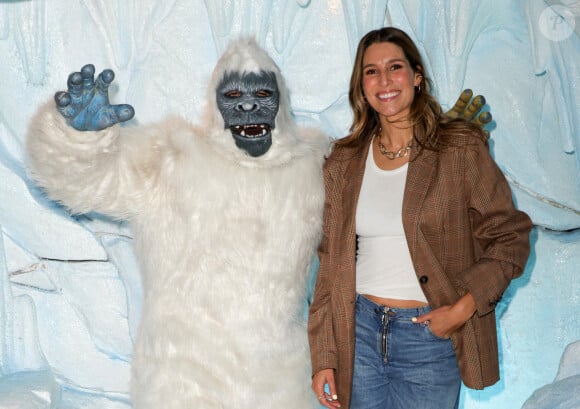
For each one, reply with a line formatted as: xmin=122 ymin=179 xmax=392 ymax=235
xmin=342 ymin=141 xmax=370 ymax=213
xmin=403 ymin=145 xmax=437 ymax=257
xmin=340 ymin=141 xmax=371 ymax=276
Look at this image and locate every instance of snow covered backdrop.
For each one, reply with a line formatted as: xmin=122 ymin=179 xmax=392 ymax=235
xmin=0 ymin=0 xmax=578 ymax=408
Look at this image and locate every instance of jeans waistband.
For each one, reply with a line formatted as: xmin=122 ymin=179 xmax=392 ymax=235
xmin=356 ymin=293 xmax=431 ymax=317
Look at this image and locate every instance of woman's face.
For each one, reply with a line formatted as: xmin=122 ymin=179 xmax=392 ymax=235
xmin=361 ymin=41 xmax=422 ymax=124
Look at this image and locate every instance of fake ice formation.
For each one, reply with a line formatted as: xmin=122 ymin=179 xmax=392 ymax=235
xmin=0 ymin=1 xmax=579 ymax=409
xmin=522 ymin=341 xmax=580 ymax=409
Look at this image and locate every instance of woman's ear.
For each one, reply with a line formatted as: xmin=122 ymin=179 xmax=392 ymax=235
xmin=414 ymin=72 xmax=423 ymax=87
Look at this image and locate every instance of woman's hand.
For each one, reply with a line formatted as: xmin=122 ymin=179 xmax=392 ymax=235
xmin=312 ymin=368 xmax=342 ymax=408
xmin=412 ymin=293 xmax=476 ymax=339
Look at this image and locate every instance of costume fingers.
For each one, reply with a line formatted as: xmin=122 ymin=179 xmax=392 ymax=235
xmin=463 ymin=94 xmax=486 ymax=121
xmin=81 ymin=64 xmax=96 ymax=91
xmin=447 ymin=89 xmax=473 ymax=119
xmin=95 ymin=69 xmax=115 ymax=95
xmin=54 ymin=91 xmax=70 ymax=107
xmin=472 ymin=110 xmax=492 ymax=127
xmin=112 ymin=103 xmax=135 ymax=123
xmin=54 ymin=91 xmax=77 ymax=119
xmin=87 ymin=104 xmax=130 ymax=131
xmin=66 ymin=71 xmax=84 ymax=101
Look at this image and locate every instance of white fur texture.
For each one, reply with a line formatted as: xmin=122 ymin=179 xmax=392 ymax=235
xmin=26 ymin=39 xmax=329 ymax=408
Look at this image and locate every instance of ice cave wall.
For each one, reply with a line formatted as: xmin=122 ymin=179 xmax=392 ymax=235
xmin=0 ymin=1 xmax=578 ymax=408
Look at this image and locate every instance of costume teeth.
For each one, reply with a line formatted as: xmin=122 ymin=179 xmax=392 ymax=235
xmin=231 ymin=124 xmax=271 ymax=138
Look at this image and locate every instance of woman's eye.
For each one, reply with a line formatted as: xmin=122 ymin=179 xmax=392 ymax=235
xmin=256 ymin=90 xmax=272 ymax=97
xmin=389 ymin=64 xmax=403 ymax=71
xmin=364 ymin=68 xmax=377 ymax=75
xmin=225 ymin=90 xmax=242 ymax=98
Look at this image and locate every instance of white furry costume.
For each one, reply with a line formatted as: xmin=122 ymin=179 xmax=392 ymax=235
xmin=26 ymin=39 xmax=328 ymax=408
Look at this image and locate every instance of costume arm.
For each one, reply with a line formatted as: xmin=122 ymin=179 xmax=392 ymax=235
xmin=308 ymin=159 xmax=338 ymax=375
xmin=26 ymin=64 xmax=165 ymax=219
xmin=26 ymin=101 xmax=165 ymax=219
xmin=460 ymin=138 xmax=532 ymax=316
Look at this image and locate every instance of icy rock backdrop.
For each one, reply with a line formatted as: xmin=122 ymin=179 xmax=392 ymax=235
xmin=0 ymin=1 xmax=578 ymax=408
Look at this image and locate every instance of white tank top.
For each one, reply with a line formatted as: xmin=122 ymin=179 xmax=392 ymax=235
xmin=355 ymin=147 xmax=428 ymax=303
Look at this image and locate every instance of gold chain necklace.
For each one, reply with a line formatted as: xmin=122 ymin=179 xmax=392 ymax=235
xmin=376 ymin=133 xmax=412 ymax=160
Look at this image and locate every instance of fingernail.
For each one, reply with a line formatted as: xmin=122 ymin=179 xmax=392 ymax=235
xmin=411 ymin=317 xmax=417 ymax=322
xmin=332 ymin=394 xmax=338 ymax=400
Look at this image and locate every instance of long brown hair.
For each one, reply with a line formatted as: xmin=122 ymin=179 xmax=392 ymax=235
xmin=338 ymin=27 xmax=483 ymax=151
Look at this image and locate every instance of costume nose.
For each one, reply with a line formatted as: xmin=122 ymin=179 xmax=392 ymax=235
xmin=237 ymin=101 xmax=259 ymax=112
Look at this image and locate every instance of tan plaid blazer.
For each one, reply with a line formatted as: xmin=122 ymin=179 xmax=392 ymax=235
xmin=308 ymin=134 xmax=532 ymax=408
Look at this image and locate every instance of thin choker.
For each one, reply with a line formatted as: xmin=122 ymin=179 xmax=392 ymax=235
xmin=376 ymin=133 xmax=412 ymax=160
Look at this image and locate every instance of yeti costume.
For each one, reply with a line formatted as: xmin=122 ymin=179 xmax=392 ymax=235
xmin=26 ymin=39 xmax=328 ymax=408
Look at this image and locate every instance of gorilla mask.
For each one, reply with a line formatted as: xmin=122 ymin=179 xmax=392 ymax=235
xmin=216 ymin=70 xmax=280 ymax=157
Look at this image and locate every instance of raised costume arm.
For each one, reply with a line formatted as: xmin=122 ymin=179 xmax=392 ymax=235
xmin=27 ymin=65 xmax=165 ymax=219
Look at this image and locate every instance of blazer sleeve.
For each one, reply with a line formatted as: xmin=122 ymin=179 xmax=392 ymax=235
xmin=459 ymin=138 xmax=533 ymax=316
xmin=308 ymin=157 xmax=339 ymax=375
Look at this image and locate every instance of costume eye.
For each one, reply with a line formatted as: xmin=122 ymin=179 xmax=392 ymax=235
xmin=256 ymin=89 xmax=272 ymax=97
xmin=224 ymin=90 xmax=242 ymax=98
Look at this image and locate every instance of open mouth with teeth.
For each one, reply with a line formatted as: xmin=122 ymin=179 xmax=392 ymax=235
xmin=229 ymin=123 xmax=273 ymax=157
xmin=230 ymin=124 xmax=271 ymax=139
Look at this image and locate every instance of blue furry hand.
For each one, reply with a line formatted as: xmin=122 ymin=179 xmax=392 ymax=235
xmin=54 ymin=64 xmax=135 ymax=131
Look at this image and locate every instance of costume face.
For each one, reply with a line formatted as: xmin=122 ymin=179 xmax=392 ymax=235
xmin=362 ymin=42 xmax=422 ymax=124
xmin=216 ymin=70 xmax=280 ymax=157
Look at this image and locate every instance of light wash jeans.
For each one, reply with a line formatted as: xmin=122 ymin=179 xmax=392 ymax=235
xmin=350 ymin=294 xmax=461 ymax=409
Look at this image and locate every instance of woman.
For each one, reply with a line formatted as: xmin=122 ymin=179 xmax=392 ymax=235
xmin=308 ymin=27 xmax=532 ymax=409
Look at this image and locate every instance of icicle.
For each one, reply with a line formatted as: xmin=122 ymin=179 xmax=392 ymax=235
xmin=13 ymin=0 xmax=46 ymax=86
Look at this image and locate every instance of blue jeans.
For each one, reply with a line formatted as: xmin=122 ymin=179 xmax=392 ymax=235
xmin=350 ymin=294 xmax=461 ymax=409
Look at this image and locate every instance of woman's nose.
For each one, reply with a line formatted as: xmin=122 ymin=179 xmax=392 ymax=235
xmin=379 ymin=70 xmax=390 ymax=86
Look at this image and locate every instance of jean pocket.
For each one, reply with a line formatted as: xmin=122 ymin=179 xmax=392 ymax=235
xmin=423 ymin=322 xmax=450 ymax=341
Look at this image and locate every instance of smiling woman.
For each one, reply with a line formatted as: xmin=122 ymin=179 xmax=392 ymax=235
xmin=308 ymin=27 xmax=532 ymax=409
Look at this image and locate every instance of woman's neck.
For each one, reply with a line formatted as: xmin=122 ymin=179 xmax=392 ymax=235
xmin=378 ymin=121 xmax=414 ymax=150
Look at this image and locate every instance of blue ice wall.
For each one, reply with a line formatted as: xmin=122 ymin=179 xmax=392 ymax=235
xmin=0 ymin=1 xmax=578 ymax=408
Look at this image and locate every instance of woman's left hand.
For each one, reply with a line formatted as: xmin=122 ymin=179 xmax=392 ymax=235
xmin=412 ymin=293 xmax=476 ymax=339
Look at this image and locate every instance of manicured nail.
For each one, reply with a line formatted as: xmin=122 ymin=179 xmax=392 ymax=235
xmin=411 ymin=317 xmax=417 ymax=322
xmin=332 ymin=394 xmax=338 ymax=400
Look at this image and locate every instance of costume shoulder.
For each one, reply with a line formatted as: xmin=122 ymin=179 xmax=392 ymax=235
xmin=295 ymin=126 xmax=332 ymax=161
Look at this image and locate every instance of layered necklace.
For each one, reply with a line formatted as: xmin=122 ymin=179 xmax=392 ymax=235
xmin=376 ymin=131 xmax=413 ymax=160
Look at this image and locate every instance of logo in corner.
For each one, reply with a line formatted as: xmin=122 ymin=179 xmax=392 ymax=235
xmin=539 ymin=4 xmax=577 ymax=41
